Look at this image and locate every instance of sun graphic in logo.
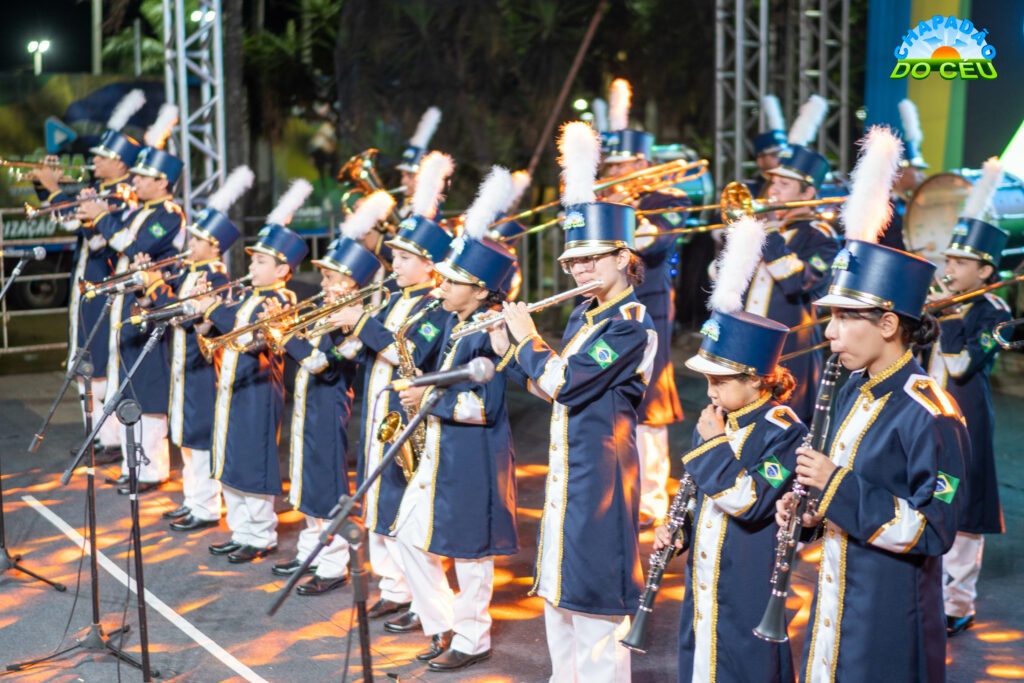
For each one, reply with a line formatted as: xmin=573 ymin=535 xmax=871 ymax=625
xmin=930 ymin=45 xmax=961 ymax=60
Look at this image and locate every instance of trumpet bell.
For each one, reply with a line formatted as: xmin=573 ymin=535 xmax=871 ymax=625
xmin=719 ymin=181 xmax=758 ymax=222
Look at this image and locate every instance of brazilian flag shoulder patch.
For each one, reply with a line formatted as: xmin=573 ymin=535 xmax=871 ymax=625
xmin=418 ymin=321 xmax=439 ymax=342
xmin=933 ymin=471 xmax=960 ymax=503
xmin=150 ymin=223 xmax=166 ymax=238
xmin=587 ymin=338 xmax=619 ymax=369
xmin=756 ymin=454 xmax=790 ymax=489
xmin=980 ymin=331 xmax=997 ymax=352
xmin=665 ymin=212 xmax=681 ymax=226
xmin=810 ymin=254 xmax=828 ymax=273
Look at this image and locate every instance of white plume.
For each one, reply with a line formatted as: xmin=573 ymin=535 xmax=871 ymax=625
xmin=787 ymin=94 xmax=828 ymax=146
xmin=107 ymin=89 xmax=146 ymax=131
xmin=464 ymin=166 xmax=514 ymax=241
xmin=411 ymin=151 xmax=454 ymax=219
xmin=558 ymin=121 xmax=600 ymax=207
xmin=267 ymin=178 xmax=313 ymax=226
xmin=506 ymin=170 xmax=532 ymax=210
xmin=962 ymin=157 xmax=1004 ymax=220
xmin=897 ymin=98 xmax=923 ymax=145
xmin=608 ymin=79 xmax=631 ymax=132
xmin=408 ymin=106 xmax=442 ymax=148
xmin=762 ymin=94 xmax=785 ymax=132
xmin=206 ymin=165 xmax=255 ymax=213
xmin=709 ymin=216 xmax=767 ymax=314
xmin=591 ymin=98 xmax=608 ymax=133
xmin=840 ymin=126 xmax=903 ymax=244
xmin=144 ymin=103 xmax=178 ymax=149
xmin=341 ymin=190 xmax=395 ymax=240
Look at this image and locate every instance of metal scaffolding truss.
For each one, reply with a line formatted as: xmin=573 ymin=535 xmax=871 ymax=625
xmin=798 ymin=0 xmax=851 ymax=174
xmin=713 ymin=0 xmax=769 ymax=191
xmin=162 ymin=0 xmax=227 ymax=222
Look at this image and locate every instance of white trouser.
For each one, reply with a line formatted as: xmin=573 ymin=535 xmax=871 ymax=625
xmin=120 ymin=414 xmax=170 ymax=483
xmin=80 ymin=378 xmax=121 ymax=449
xmin=636 ymin=424 xmax=669 ymax=520
xmin=543 ymin=602 xmax=631 ymax=683
xmin=297 ymin=515 xmax=351 ymax=579
xmin=395 ymin=540 xmax=494 ymax=655
xmin=368 ymin=531 xmax=412 ymax=603
xmin=943 ymin=531 xmax=984 ymax=618
xmin=222 ymin=485 xmax=278 ymax=548
xmin=180 ymin=448 xmax=221 ymax=521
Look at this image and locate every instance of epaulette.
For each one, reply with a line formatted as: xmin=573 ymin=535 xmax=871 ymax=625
xmin=764 ymin=405 xmax=800 ymax=430
xmin=903 ymin=374 xmax=960 ymax=419
xmin=809 ymin=220 xmax=837 ymax=239
xmin=619 ymin=300 xmax=647 ymax=323
xmin=983 ymin=292 xmax=1011 ymax=313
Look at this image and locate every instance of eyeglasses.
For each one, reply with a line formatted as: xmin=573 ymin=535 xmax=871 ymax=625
xmin=559 ymin=251 xmax=617 ymax=275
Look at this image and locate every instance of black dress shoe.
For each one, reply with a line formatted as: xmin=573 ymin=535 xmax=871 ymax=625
xmin=271 ymin=559 xmax=316 ymax=577
xmin=296 ymin=574 xmax=349 ymax=595
xmin=170 ymin=514 xmax=219 ymax=532
xmin=227 ymin=544 xmax=277 ymax=564
xmin=428 ymin=647 xmax=491 ymax=671
xmin=95 ymin=447 xmax=123 ymax=465
xmin=415 ymin=630 xmax=453 ymax=661
xmin=106 ymin=474 xmax=129 ymax=486
xmin=118 ymin=480 xmax=163 ymax=495
xmin=209 ymin=540 xmax=242 ymax=555
xmin=946 ymin=614 xmax=974 ymax=636
xmin=383 ymin=610 xmax=422 ymax=633
xmin=163 ymin=505 xmax=191 ymax=520
xmin=367 ymin=598 xmax=411 ymax=619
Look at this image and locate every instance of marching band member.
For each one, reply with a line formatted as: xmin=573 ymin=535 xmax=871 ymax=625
xmin=390 ymin=168 xmax=519 ymax=671
xmin=877 ymin=98 xmax=927 ymax=251
xmin=924 ymin=158 xmax=1010 ymax=636
xmin=778 ymin=127 xmax=968 ymax=683
xmin=656 ymin=215 xmax=806 ymax=683
xmin=393 ymin=106 xmax=442 ymax=217
xmin=141 ymin=167 xmax=254 ymax=530
xmin=195 ymin=182 xmax=311 ymax=564
xmin=601 ymin=78 xmax=687 ymax=526
xmin=328 ymin=152 xmax=454 ymax=624
xmin=746 ymin=94 xmax=789 ymax=198
xmin=271 ymin=196 xmax=390 ymax=594
xmin=484 ymin=169 xmax=531 ymax=299
xmin=490 ymin=122 xmax=657 ymax=682
xmin=78 ymin=104 xmax=183 ymax=494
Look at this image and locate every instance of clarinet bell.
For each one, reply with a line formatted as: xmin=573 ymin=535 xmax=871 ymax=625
xmin=752 ymin=594 xmax=790 ymax=643
xmin=619 ymin=608 xmax=651 ymax=653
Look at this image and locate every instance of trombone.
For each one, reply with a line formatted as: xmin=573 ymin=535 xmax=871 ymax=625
xmin=196 ymin=292 xmax=326 ymax=362
xmin=449 ymin=280 xmax=604 ymax=340
xmin=994 ymin=318 xmax=1024 ymax=350
xmin=265 ymin=276 xmax=395 ymax=352
xmin=2 ymin=157 xmax=94 ymax=184
xmin=80 ymin=250 xmax=193 ymax=300
xmin=24 ymin=183 xmax=137 ymax=220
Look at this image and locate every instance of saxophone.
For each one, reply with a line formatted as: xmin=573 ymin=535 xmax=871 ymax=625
xmin=376 ymin=297 xmax=442 ymax=481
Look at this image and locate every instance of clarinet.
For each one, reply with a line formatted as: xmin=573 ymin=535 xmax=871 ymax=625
xmin=620 ymin=471 xmax=698 ymax=654
xmin=753 ymin=352 xmax=842 ymax=643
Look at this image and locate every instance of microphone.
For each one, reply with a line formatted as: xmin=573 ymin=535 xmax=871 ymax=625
xmin=389 ymin=357 xmax=495 ymax=391
xmin=2 ymin=247 xmax=46 ymax=260
xmin=117 ymin=300 xmax=197 ymax=329
xmin=84 ymin=272 xmax=146 ymax=300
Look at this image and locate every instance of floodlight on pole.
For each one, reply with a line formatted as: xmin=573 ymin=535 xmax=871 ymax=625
xmin=27 ymin=39 xmax=50 ymax=76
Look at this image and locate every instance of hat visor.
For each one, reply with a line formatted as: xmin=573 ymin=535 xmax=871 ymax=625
xmin=757 ymin=145 xmax=787 ymax=156
xmin=89 ymin=145 xmax=118 ymax=159
xmin=434 ymin=261 xmax=475 ymax=286
xmin=684 ymin=352 xmax=742 ymax=376
xmin=187 ymin=223 xmax=217 ymax=244
xmin=395 ymin=163 xmax=418 ymax=173
xmin=604 ymin=152 xmax=644 ymax=163
xmin=245 ymin=244 xmax=287 ymax=264
xmin=128 ymin=164 xmax=164 ymax=179
xmin=558 ymin=243 xmax=624 ymax=261
xmin=384 ymin=235 xmax=433 ymax=260
xmin=813 ymin=291 xmax=876 ymax=309
xmin=765 ymin=166 xmax=806 ymax=183
xmin=941 ymin=246 xmax=985 ymax=261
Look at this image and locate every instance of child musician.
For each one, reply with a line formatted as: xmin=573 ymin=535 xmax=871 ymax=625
xmin=489 ymin=122 xmax=657 ymax=682
xmin=777 ymin=128 xmax=968 ymax=682
xmin=195 ymin=182 xmax=311 ymax=564
xmin=654 ymin=215 xmax=806 ymax=683
xmin=924 ymin=163 xmax=1011 ymax=635
xmin=390 ymin=168 xmax=520 ymax=672
xmin=329 ymin=154 xmax=454 ymax=623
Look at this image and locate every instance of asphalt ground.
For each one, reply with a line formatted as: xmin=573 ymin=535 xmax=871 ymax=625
xmin=0 ymin=333 xmax=1021 ymax=682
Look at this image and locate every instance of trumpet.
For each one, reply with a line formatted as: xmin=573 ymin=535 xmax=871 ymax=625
xmin=265 ymin=276 xmax=396 ymax=352
xmin=449 ymin=280 xmax=604 ymax=340
xmin=122 ymin=275 xmax=254 ymax=329
xmin=80 ymin=250 xmax=193 ymax=300
xmin=2 ymin=157 xmax=94 ymax=184
xmin=24 ymin=183 xmax=137 ymax=220
xmin=196 ymin=292 xmax=326 ymax=362
xmin=337 ymin=149 xmax=405 ymax=231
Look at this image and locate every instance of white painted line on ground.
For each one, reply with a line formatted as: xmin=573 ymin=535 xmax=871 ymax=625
xmin=22 ymin=494 xmax=269 ymax=683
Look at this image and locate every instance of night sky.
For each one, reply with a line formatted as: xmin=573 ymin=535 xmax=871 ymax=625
xmin=1 ymin=2 xmax=95 ymax=73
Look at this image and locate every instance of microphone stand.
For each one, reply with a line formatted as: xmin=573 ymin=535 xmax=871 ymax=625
xmin=267 ymin=388 xmax=448 ymax=683
xmin=0 ymin=256 xmax=66 ymax=591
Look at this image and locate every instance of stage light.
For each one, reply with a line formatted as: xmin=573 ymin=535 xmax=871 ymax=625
xmin=27 ymin=40 xmax=51 ymax=75
xmin=190 ymin=10 xmax=203 ymax=21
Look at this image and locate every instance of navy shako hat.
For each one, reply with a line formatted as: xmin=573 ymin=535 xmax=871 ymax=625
xmin=436 ymin=236 xmax=517 ymax=295
xmin=559 ymin=202 xmax=636 ymax=261
xmin=396 ymin=146 xmax=427 ymax=173
xmin=386 ymin=214 xmax=452 ymax=263
xmin=90 ymin=130 xmax=143 ymax=166
xmin=188 ymin=208 xmax=241 ymax=251
xmin=604 ymin=129 xmax=655 ymax=163
xmin=767 ymin=144 xmax=830 ymax=191
xmin=903 ymin=139 xmax=928 ymax=169
xmin=487 ymin=212 xmax=528 ymax=245
xmin=815 ymin=240 xmax=936 ymax=319
xmin=396 ymin=107 xmax=441 ymax=173
xmin=686 ymin=310 xmax=789 ymax=376
xmin=129 ymin=147 xmax=184 ymax=185
xmin=753 ymin=130 xmax=789 ymax=157
xmin=246 ymin=224 xmax=309 ymax=271
xmin=312 ymin=236 xmax=381 ymax=287
xmin=944 ymin=217 xmax=1008 ymax=266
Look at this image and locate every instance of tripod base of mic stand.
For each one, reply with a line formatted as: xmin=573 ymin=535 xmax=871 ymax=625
xmin=7 ymin=623 xmax=161 ymax=677
xmin=0 ymin=546 xmax=66 ymax=592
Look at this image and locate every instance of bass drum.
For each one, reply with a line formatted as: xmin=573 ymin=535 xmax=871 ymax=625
xmin=904 ymin=169 xmax=1024 ymax=272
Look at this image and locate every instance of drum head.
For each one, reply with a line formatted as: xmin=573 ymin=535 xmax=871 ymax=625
xmin=904 ymin=172 xmax=972 ymax=272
